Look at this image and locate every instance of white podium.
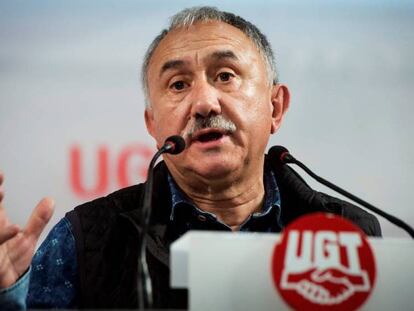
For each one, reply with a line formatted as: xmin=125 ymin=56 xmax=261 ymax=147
xmin=171 ymin=231 xmax=414 ymax=310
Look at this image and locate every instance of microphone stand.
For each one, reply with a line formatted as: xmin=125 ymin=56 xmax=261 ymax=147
xmin=137 ymin=136 xmax=185 ymax=309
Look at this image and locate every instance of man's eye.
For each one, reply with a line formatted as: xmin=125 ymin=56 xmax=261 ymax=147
xmin=217 ymin=72 xmax=234 ymax=82
xmin=170 ymin=81 xmax=187 ymax=90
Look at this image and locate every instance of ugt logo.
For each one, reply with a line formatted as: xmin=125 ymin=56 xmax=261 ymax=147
xmin=272 ymin=213 xmax=376 ymax=311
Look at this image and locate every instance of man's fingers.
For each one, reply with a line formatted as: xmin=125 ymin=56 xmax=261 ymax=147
xmin=0 ymin=224 xmax=20 ymax=244
xmin=24 ymin=197 xmax=55 ymax=239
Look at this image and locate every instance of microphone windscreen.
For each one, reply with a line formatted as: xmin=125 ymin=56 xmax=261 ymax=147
xmin=164 ymin=135 xmax=186 ymax=154
xmin=268 ymin=145 xmax=290 ymax=165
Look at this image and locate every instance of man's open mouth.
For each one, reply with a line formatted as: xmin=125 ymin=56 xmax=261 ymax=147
xmin=191 ymin=129 xmax=227 ymax=143
xmin=197 ymin=131 xmax=224 ymax=142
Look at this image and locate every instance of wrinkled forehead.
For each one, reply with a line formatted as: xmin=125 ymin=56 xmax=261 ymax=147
xmin=146 ymin=21 xmax=262 ymax=80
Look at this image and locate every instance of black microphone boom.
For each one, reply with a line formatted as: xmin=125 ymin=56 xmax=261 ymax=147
xmin=138 ymin=135 xmax=186 ymax=309
xmin=268 ymin=145 xmax=414 ymax=239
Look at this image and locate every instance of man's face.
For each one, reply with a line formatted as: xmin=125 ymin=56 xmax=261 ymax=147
xmin=145 ymin=21 xmax=288 ymax=180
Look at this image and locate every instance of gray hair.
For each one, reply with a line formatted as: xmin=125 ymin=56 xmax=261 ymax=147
xmin=141 ymin=6 xmax=278 ymax=107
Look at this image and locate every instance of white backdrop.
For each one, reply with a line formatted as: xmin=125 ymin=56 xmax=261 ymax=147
xmin=0 ymin=0 xmax=413 ymax=241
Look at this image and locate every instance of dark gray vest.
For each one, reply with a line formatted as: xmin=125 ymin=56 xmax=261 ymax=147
xmin=66 ymin=160 xmax=381 ymax=308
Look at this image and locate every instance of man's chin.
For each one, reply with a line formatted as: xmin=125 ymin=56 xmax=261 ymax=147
xmin=186 ymin=161 xmax=239 ymax=180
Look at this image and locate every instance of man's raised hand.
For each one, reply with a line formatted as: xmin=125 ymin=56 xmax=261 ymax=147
xmin=0 ymin=172 xmax=54 ymax=288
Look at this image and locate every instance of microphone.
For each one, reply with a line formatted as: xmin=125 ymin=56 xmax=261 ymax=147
xmin=268 ymin=145 xmax=295 ymax=165
xmin=268 ymin=145 xmax=414 ymax=239
xmin=161 ymin=135 xmax=186 ymax=155
xmin=138 ymin=135 xmax=186 ymax=309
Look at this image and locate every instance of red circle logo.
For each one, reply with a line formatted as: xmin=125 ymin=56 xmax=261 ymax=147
xmin=272 ymin=213 xmax=376 ymax=311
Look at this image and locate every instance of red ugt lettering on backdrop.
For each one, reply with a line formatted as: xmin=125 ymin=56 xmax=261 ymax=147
xmin=69 ymin=143 xmax=154 ymax=199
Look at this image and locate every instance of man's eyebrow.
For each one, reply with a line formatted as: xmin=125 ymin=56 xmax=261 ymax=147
xmin=160 ymin=60 xmax=186 ymax=76
xmin=210 ymin=50 xmax=239 ymax=61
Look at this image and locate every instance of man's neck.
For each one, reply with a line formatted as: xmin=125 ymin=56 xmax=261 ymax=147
xmin=170 ymin=167 xmax=265 ymax=231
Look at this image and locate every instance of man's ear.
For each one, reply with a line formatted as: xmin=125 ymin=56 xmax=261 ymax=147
xmin=270 ymin=83 xmax=290 ymax=134
xmin=144 ymin=108 xmax=156 ymax=139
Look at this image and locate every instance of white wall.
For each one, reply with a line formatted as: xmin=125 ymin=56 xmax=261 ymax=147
xmin=0 ymin=0 xmax=413 ymax=240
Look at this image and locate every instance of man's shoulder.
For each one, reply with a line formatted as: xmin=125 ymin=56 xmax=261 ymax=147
xmin=71 ymin=183 xmax=146 ymax=217
xmin=317 ymin=191 xmax=382 ymax=237
xmin=268 ymin=160 xmax=382 ymax=237
xmin=66 ymin=160 xmax=171 ymax=222
xmin=63 ymin=184 xmax=152 ymax=273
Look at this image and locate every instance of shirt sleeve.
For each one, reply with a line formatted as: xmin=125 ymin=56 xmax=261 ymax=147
xmin=0 ymin=268 xmax=31 ymax=310
xmin=0 ymin=217 xmax=78 ymax=310
xmin=27 ymin=217 xmax=78 ymax=308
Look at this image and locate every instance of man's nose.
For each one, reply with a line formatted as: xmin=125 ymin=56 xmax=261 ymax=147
xmin=190 ymin=80 xmax=221 ymax=118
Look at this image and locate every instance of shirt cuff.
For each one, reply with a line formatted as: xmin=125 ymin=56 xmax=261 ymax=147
xmin=0 ymin=267 xmax=31 ymax=310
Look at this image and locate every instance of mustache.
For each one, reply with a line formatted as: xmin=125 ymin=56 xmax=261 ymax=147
xmin=186 ymin=115 xmax=237 ymax=139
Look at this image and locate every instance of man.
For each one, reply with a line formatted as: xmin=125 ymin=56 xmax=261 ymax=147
xmin=0 ymin=6 xmax=381 ymax=309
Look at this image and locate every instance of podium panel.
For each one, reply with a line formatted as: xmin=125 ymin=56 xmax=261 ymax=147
xmin=171 ymin=232 xmax=413 ymax=310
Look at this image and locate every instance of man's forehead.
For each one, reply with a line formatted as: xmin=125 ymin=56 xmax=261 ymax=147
xmin=159 ymin=50 xmax=239 ymax=76
xmin=148 ymin=21 xmax=258 ymax=75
